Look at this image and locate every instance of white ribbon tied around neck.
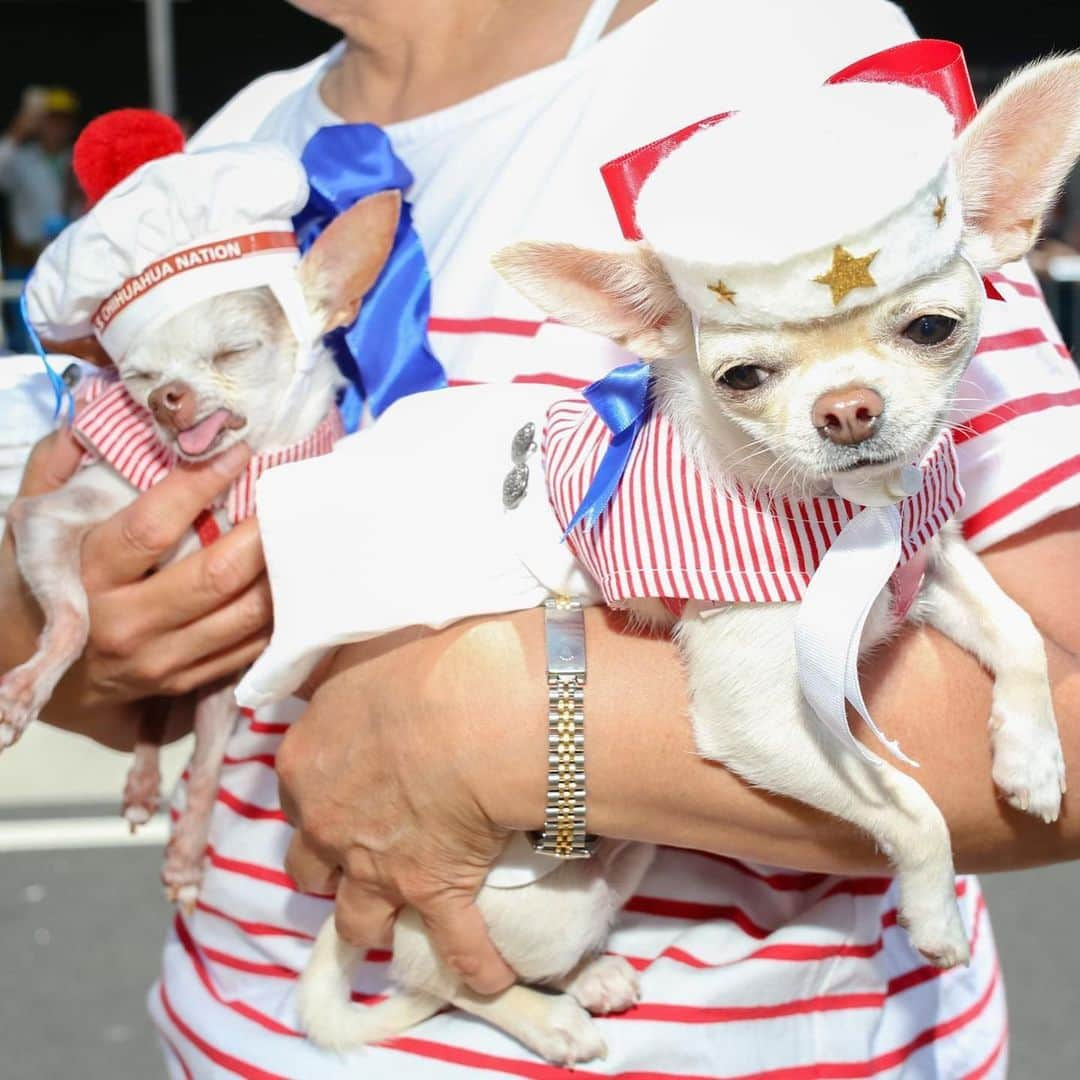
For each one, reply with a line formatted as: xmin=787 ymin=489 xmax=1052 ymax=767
xmin=793 ymin=465 xmax=923 ymax=768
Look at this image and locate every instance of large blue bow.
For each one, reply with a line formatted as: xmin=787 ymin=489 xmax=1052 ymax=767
xmin=564 ymin=360 xmax=653 ymax=535
xmin=295 ymin=124 xmax=446 ymax=430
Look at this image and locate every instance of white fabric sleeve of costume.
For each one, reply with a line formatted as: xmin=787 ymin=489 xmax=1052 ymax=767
xmin=235 ymin=383 xmax=598 ymax=708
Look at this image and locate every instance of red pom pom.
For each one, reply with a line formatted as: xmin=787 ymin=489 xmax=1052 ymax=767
xmin=73 ymin=109 xmax=185 ymax=205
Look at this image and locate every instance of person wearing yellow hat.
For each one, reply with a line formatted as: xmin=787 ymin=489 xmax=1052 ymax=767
xmin=0 ymin=84 xmax=80 ymax=348
xmin=0 ymin=84 xmax=80 ymax=260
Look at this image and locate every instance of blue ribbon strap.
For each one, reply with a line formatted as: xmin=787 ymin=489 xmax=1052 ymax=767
xmin=295 ymin=124 xmax=446 ymax=428
xmin=563 ymin=361 xmax=653 ymax=535
xmin=19 ymin=281 xmax=73 ymax=422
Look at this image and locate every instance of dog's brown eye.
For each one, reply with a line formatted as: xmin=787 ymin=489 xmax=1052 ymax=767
xmin=718 ymin=365 xmax=770 ymax=391
xmin=903 ymin=315 xmax=957 ymax=346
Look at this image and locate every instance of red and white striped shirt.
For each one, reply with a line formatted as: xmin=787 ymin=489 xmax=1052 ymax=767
xmin=73 ymin=374 xmax=344 ymax=524
xmin=151 ymin=2 xmax=1078 ymax=1077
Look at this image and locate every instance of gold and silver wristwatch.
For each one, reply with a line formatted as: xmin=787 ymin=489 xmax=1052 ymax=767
xmin=530 ymin=596 xmax=598 ymax=858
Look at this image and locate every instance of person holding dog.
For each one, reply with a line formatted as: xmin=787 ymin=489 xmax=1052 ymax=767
xmin=3 ymin=1 xmax=1079 ymax=1075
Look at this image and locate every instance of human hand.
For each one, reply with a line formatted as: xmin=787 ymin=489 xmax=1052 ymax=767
xmin=2 ymin=431 xmax=272 ymax=749
xmin=278 ymin=615 xmax=549 ymax=995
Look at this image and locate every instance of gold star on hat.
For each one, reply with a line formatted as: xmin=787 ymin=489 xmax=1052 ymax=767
xmin=708 ymin=279 xmax=736 ymax=304
xmin=933 ymin=195 xmax=947 ymax=226
xmin=813 ymin=246 xmax=879 ymax=305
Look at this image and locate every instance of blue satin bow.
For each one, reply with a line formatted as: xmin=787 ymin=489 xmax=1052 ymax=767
xmin=295 ymin=124 xmax=446 ymax=430
xmin=564 ymin=360 xmax=653 ymax=535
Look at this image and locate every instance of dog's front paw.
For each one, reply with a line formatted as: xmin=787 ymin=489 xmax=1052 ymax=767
xmin=527 ymin=996 xmax=607 ymax=1066
xmin=990 ymin=690 xmax=1065 ymax=823
xmin=563 ymin=955 xmax=641 ymax=1015
xmin=899 ymin=898 xmax=970 ymax=969
xmin=0 ymin=671 xmax=43 ymax=748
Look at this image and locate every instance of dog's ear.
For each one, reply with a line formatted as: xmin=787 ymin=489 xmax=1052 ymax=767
xmin=299 ymin=190 xmax=402 ymax=333
xmin=492 ymin=242 xmax=693 ymax=358
xmin=956 ymin=54 xmax=1080 ymax=269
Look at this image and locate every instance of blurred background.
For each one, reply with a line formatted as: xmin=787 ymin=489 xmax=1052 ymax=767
xmin=0 ymin=1 xmax=1077 ymax=1077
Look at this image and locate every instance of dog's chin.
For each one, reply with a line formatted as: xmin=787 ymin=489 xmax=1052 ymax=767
xmin=801 ymin=436 xmax=941 ymax=489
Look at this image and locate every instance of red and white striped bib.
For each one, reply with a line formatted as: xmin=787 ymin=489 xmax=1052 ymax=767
xmin=73 ymin=374 xmax=344 ymax=524
xmin=544 ymin=397 xmax=964 ymax=611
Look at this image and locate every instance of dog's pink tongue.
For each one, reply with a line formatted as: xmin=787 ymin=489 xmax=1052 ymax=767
xmin=177 ymin=410 xmax=232 ymax=456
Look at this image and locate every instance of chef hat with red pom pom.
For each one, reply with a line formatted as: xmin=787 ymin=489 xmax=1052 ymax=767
xmin=26 ymin=109 xmax=313 ymax=366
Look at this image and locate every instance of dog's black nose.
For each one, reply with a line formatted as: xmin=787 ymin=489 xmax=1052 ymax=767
xmin=812 ymin=387 xmax=883 ymax=445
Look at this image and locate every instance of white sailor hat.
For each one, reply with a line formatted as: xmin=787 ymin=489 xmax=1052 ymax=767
xmin=26 ymin=111 xmax=312 ymax=363
xmin=600 ymin=41 xmax=992 ymax=327
xmin=634 ymin=81 xmax=960 ymax=326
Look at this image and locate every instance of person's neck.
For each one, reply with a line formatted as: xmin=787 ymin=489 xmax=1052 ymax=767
xmin=318 ymin=0 xmax=639 ymax=125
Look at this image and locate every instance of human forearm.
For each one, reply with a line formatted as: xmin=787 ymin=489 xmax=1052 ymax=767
xmin=473 ymin=605 xmax=1080 ymax=876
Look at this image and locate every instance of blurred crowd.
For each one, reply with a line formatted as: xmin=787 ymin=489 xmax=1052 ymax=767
xmin=0 ymin=86 xmax=81 ymax=350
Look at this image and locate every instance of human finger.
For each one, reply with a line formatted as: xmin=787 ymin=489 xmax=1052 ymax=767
xmin=416 ymin=891 xmax=514 ymax=994
xmin=334 ymin=875 xmax=398 ymax=949
xmin=18 ymin=428 xmax=85 ymax=498
xmin=284 ymin=831 xmax=341 ymax=896
xmin=81 ymin=442 xmax=252 ymax=588
xmin=155 ymin=631 xmax=273 ymax=698
xmin=152 ymin=573 xmax=272 ymax=664
xmin=111 ymin=528 xmax=268 ymax=640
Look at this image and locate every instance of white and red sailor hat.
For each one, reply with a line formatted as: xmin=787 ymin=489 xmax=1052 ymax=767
xmin=602 ymin=41 xmax=985 ymax=328
xmin=25 ymin=110 xmax=313 ymax=363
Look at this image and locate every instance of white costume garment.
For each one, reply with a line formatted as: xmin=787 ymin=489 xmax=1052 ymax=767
xmin=145 ymin=1 xmax=1080 ymax=1076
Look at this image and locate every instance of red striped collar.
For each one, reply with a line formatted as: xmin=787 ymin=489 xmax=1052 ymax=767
xmin=544 ymin=398 xmax=963 ymax=610
xmin=73 ymin=374 xmax=343 ymax=524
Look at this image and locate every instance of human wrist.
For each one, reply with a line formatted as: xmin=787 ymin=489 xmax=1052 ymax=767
xmin=451 ymin=610 xmax=549 ymax=833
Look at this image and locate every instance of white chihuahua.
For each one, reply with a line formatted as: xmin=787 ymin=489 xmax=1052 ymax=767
xmin=296 ymin=54 xmax=1080 ymax=1066
xmin=0 ymin=189 xmax=401 ymax=904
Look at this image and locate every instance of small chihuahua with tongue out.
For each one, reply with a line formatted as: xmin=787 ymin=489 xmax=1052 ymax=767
xmin=0 ymin=112 xmax=400 ymax=906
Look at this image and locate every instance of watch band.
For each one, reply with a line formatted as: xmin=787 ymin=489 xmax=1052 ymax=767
xmin=531 ymin=596 xmax=597 ymax=858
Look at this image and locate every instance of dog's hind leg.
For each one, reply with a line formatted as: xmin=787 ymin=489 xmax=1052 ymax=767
xmin=123 ymin=697 xmax=175 ymax=829
xmin=162 ymin=680 xmax=236 ymax=910
xmin=682 ymin=603 xmax=969 ymax=968
xmin=451 ymin=984 xmax=607 ymax=1066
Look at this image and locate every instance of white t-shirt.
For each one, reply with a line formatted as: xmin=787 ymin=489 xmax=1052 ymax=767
xmin=148 ymin=1 xmax=1080 ymax=1074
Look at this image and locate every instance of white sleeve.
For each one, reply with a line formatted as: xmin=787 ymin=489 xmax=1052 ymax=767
xmin=235 ymin=384 xmax=596 ymax=708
